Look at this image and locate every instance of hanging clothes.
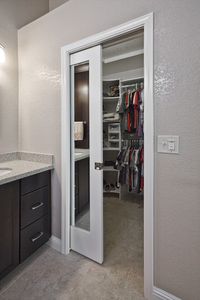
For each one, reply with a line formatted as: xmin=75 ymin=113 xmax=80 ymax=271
xmin=133 ymin=90 xmax=139 ymax=130
xmin=120 ymin=87 xmax=144 ymax=137
xmin=115 ymin=143 xmax=144 ymax=193
xmin=137 ymin=88 xmax=144 ymax=137
xmin=114 ymin=81 xmax=144 ymax=193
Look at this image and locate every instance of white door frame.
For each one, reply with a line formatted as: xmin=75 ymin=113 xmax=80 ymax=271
xmin=61 ymin=13 xmax=154 ymax=300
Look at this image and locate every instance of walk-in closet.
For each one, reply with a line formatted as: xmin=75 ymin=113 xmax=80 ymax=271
xmin=102 ymin=30 xmax=144 ymax=293
xmin=69 ymin=29 xmax=144 ymax=295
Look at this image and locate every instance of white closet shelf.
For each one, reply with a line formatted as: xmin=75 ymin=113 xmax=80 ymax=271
xmin=108 ymin=131 xmax=120 ymax=134
xmin=103 ymin=167 xmax=118 ymax=172
xmin=103 ymin=96 xmax=119 ymax=100
xmin=103 ymin=189 xmax=120 ymax=194
xmin=103 ymin=120 xmax=120 ymax=123
xmin=103 ymin=49 xmax=144 ymax=64
xmin=108 ymin=139 xmax=120 ymax=142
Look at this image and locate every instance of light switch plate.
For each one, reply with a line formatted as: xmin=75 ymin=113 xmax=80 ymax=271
xmin=157 ymin=135 xmax=179 ymax=154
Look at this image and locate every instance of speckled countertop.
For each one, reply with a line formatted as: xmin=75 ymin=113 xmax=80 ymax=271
xmin=0 ymin=152 xmax=53 ymax=185
xmin=75 ymin=148 xmax=90 ymax=162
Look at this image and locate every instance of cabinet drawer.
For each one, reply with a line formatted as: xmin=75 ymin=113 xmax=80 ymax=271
xmin=21 ymin=171 xmax=50 ymax=195
xmin=20 ymin=216 xmax=50 ymax=262
xmin=21 ymin=187 xmax=49 ymax=229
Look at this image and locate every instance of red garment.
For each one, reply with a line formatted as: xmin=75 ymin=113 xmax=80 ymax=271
xmin=133 ymin=90 xmax=138 ymax=105
xmin=125 ymin=93 xmax=129 ymax=108
xmin=134 ymin=110 xmax=139 ymax=129
xmin=133 ymin=91 xmax=139 ymax=129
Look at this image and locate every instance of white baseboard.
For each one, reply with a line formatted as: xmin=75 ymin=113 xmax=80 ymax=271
xmin=48 ymin=235 xmax=62 ymax=252
xmin=153 ymin=287 xmax=181 ymax=300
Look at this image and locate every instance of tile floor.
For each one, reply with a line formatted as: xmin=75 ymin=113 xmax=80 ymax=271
xmin=0 ymin=196 xmax=144 ymax=300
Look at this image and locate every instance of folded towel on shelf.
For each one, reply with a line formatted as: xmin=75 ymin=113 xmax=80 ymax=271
xmin=103 ymin=112 xmax=115 ymax=118
xmin=103 ymin=113 xmax=120 ymax=122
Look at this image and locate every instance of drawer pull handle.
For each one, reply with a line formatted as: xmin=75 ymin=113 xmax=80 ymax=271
xmin=31 ymin=231 xmax=44 ymax=243
xmin=31 ymin=202 xmax=44 ymax=210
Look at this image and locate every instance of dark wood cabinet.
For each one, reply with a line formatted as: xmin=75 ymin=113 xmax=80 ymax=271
xmin=0 ymin=181 xmax=19 ymax=279
xmin=20 ymin=171 xmax=51 ymax=262
xmin=20 ymin=215 xmax=50 ymax=262
xmin=21 ymin=171 xmax=49 ymax=195
xmin=0 ymin=170 xmax=51 ymax=278
xmin=75 ymin=158 xmax=89 ymax=216
xmin=21 ymin=186 xmax=49 ymax=229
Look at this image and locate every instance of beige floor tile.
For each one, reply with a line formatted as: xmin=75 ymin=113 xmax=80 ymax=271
xmin=0 ymin=196 xmax=144 ymax=300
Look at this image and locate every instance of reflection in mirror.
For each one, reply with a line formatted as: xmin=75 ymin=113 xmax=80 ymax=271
xmin=72 ymin=62 xmax=90 ymax=231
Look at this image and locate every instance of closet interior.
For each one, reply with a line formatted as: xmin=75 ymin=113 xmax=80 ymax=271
xmin=102 ymin=30 xmax=144 ymax=292
xmin=102 ymin=30 xmax=144 ymax=200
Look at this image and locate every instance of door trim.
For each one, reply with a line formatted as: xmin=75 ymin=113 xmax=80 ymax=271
xmin=61 ymin=13 xmax=154 ymax=300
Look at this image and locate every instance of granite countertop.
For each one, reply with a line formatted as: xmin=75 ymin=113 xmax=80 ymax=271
xmin=75 ymin=148 xmax=90 ymax=162
xmin=0 ymin=152 xmax=54 ymax=185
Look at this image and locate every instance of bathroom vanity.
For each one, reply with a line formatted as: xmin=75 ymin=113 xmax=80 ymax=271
xmin=0 ymin=153 xmax=53 ymax=280
xmin=75 ymin=149 xmax=89 ymax=218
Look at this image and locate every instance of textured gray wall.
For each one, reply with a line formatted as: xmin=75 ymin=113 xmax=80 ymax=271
xmin=18 ymin=1 xmax=200 ymax=299
xmin=0 ymin=0 xmax=49 ymax=153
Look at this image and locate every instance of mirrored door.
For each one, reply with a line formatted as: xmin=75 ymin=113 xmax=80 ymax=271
xmin=70 ymin=45 xmax=103 ymax=264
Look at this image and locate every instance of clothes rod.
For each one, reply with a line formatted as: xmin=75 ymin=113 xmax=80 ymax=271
xmin=103 ymin=49 xmax=144 ymax=64
xmin=121 ymin=83 xmax=138 ymax=88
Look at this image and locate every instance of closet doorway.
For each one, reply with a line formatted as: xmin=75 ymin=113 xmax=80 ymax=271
xmin=102 ymin=31 xmax=145 ymax=294
xmin=61 ymin=14 xmax=154 ymax=300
